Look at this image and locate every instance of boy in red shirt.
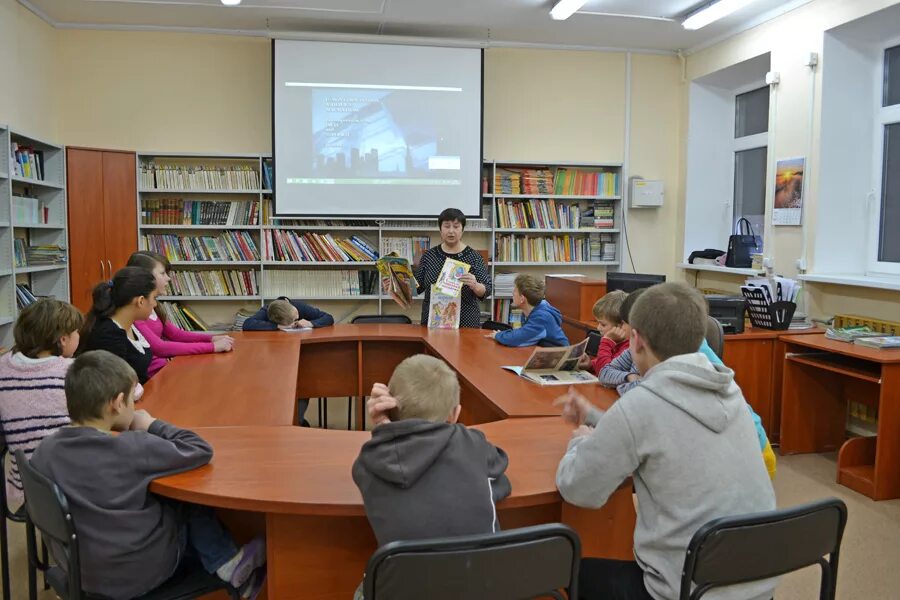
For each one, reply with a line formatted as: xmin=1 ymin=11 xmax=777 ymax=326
xmin=579 ymin=290 xmax=629 ymax=375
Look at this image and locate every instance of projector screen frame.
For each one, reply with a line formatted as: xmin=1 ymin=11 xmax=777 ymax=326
xmin=270 ymin=40 xmax=485 ymax=220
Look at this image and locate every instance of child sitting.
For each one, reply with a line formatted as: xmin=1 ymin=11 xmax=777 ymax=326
xmin=29 ymin=350 xmax=266 ymax=600
xmin=0 ymin=299 xmax=82 ymax=505
xmin=490 ymin=274 xmax=569 ymax=347
xmin=578 ymin=290 xmax=629 ymax=374
xmin=353 ymin=355 xmax=511 ymax=593
xmin=242 ymin=297 xmax=334 ymax=331
xmin=556 ymin=283 xmax=776 ymax=600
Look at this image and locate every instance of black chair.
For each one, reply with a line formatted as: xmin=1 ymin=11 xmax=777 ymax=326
xmin=15 ymin=450 xmax=239 ymax=600
xmin=481 ymin=320 xmax=512 ymax=332
xmin=680 ymin=498 xmax=847 ymax=600
xmin=704 ymin=316 xmax=725 ymax=360
xmin=363 ymin=523 xmax=580 ymax=600
xmin=585 ymin=330 xmax=603 ymax=357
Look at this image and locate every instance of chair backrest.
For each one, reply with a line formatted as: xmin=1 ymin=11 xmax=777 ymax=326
xmin=351 ymin=315 xmax=413 ymax=325
xmin=704 ymin=315 xmax=725 ymax=360
xmin=680 ymin=498 xmax=847 ymax=600
xmin=364 ymin=523 xmax=580 ymax=600
xmin=585 ymin=330 xmax=603 ymax=357
xmin=481 ymin=320 xmax=512 ymax=332
xmin=15 ymin=450 xmax=81 ymax=595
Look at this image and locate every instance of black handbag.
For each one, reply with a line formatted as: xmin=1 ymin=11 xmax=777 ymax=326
xmin=725 ymin=218 xmax=762 ymax=268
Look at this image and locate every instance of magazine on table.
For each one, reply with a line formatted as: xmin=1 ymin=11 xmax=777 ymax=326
xmin=435 ymin=257 xmax=470 ymax=297
xmin=427 ymin=285 xmax=461 ymax=329
xmin=376 ymin=253 xmax=418 ymax=308
xmin=501 ymin=338 xmax=596 ymax=386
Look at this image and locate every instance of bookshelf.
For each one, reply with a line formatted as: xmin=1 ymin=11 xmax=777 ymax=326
xmin=135 ymin=154 xmax=621 ymax=330
xmin=0 ymin=125 xmax=70 ymax=348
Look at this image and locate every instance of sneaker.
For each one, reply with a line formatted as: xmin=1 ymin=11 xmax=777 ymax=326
xmin=229 ymin=537 xmax=267 ymax=588
xmin=240 ymin=567 xmax=267 ymax=600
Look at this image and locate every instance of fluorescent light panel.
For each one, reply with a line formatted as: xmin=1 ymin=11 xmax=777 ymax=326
xmin=221 ymin=0 xmax=241 ymax=6
xmin=682 ymin=0 xmax=758 ymax=30
xmin=550 ymin=0 xmax=588 ymax=21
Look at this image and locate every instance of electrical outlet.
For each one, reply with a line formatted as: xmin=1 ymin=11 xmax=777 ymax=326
xmin=763 ymin=257 xmax=774 ymax=269
xmin=796 ymin=258 xmax=807 ymax=271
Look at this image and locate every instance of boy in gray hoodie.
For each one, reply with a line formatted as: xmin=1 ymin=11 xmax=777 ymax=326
xmin=556 ymin=283 xmax=776 ymax=600
xmin=353 ymin=354 xmax=511 ymax=548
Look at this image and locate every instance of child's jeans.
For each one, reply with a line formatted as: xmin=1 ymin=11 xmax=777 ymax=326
xmin=173 ymin=502 xmax=240 ymax=576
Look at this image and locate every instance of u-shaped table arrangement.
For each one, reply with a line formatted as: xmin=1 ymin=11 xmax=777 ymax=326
xmin=143 ymin=325 xmax=636 ymax=599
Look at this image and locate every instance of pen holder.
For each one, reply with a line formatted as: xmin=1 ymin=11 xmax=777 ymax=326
xmin=741 ymin=288 xmax=796 ymax=330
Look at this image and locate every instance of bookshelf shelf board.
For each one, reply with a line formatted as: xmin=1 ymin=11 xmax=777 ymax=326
xmin=482 ymin=194 xmax=494 ymax=199
xmin=168 ymin=261 xmax=260 ymax=266
xmin=677 ymin=263 xmax=762 ymax=276
xmin=263 ymin=225 xmax=379 ymax=231
xmin=0 ymin=172 xmax=8 ymax=179
xmin=493 ymin=294 xmax=513 ymax=299
xmin=13 ymin=222 xmax=65 ymax=230
xmin=786 ymin=355 xmax=882 ymax=384
xmin=261 ymin=261 xmax=377 ymax=266
xmin=0 ymin=270 xmax=11 ymax=277
xmin=0 ymin=221 xmax=9 ymax=228
xmin=494 ymin=194 xmax=621 ymax=201
xmin=260 ymin=189 xmax=273 ymax=194
xmin=846 ymin=419 xmax=878 ymax=438
xmin=139 ymin=188 xmax=264 ymax=195
xmin=16 ymin=264 xmax=68 ymax=274
xmin=494 ymin=228 xmax=620 ymax=234
xmin=140 ymin=224 xmax=260 ymax=230
xmin=263 ymin=295 xmax=380 ymax=301
xmin=11 ymin=176 xmax=64 ymax=190
xmin=486 ymin=160 xmax=623 ymax=168
xmin=493 ymin=261 xmax=618 ymax=266
xmin=381 ymin=227 xmax=440 ymax=233
xmin=10 ymin=131 xmax=63 ymax=150
xmin=0 ymin=317 xmax=14 ymax=327
xmin=158 ymin=295 xmax=261 ymax=301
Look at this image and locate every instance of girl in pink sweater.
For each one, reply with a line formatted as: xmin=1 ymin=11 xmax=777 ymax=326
xmin=128 ymin=252 xmax=234 ymax=378
xmin=0 ymin=299 xmax=82 ymax=503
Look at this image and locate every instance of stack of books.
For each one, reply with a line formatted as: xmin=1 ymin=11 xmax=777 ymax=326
xmin=263 ymin=230 xmax=378 ymax=262
xmin=158 ymin=302 xmax=209 ymax=332
xmin=141 ymin=199 xmax=259 ymax=226
xmin=140 ymin=163 xmax=260 ymax=190
xmin=10 ymin=143 xmax=44 ymax=180
xmin=853 ymin=336 xmax=900 ymax=349
xmin=13 ymin=195 xmax=49 ymax=224
xmin=589 ymin=233 xmax=617 ymax=262
xmin=14 ymin=241 xmax=67 ymax=267
xmin=15 ymin=284 xmax=38 ymax=309
xmin=494 ymin=169 xmax=522 ymax=195
xmin=493 ymin=273 xmax=518 ymax=298
xmin=581 ymin=201 xmax=615 ymax=229
xmin=166 ymin=270 xmax=258 ymax=297
xmin=141 ymin=232 xmax=260 ymax=262
xmin=262 ymin=269 xmax=378 ymax=298
xmin=495 ymin=199 xmax=583 ymax=229
xmin=520 ymin=169 xmax=555 ymax=195
xmin=554 ymin=169 xmax=619 ymax=196
xmin=824 ymin=325 xmax=884 ymax=343
xmin=381 ymin=236 xmax=430 ymax=265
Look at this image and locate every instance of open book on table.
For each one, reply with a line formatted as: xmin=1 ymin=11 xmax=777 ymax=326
xmin=502 ymin=338 xmax=596 ymax=386
xmin=377 ymin=253 xmax=419 ymax=308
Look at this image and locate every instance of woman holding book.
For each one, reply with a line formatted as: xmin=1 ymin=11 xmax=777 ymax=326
xmin=414 ymin=208 xmax=491 ymax=328
xmin=127 ymin=251 xmax=234 ymax=378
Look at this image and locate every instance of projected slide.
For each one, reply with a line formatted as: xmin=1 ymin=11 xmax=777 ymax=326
xmin=274 ymin=41 xmax=482 ymax=217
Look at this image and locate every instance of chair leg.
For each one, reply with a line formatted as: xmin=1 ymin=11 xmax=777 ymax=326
xmin=25 ymin=520 xmax=36 ymax=600
xmin=347 ymin=397 xmax=353 ymax=431
xmin=41 ymin=540 xmax=49 ymax=590
xmin=0 ymin=513 xmax=10 ymax=600
xmin=317 ymin=398 xmax=324 ymax=426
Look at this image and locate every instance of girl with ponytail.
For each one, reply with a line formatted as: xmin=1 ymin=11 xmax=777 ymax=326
xmin=126 ymin=251 xmax=233 ymax=378
xmin=79 ymin=266 xmax=158 ymax=383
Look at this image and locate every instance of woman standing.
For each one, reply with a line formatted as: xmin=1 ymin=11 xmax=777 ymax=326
xmin=415 ymin=208 xmax=491 ymax=328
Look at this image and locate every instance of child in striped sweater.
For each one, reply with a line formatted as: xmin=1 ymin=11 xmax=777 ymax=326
xmin=0 ymin=299 xmax=82 ymax=504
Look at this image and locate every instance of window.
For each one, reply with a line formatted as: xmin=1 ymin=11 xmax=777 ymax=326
xmin=871 ymin=43 xmax=900 ymax=274
xmin=732 ymin=86 xmax=769 ymax=239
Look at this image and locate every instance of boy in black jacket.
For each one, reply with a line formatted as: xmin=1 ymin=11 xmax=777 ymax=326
xmin=352 ymin=354 xmax=511 ymax=597
xmin=242 ymin=297 xmax=334 ymax=331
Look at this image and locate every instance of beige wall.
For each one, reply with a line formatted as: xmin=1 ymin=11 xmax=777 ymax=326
xmin=0 ymin=0 xmax=59 ymax=140
xmin=684 ymin=0 xmax=900 ymax=321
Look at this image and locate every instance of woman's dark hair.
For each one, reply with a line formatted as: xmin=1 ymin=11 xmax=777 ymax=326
xmin=438 ymin=208 xmax=466 ymax=229
xmin=127 ymin=250 xmax=171 ymax=273
xmin=126 ymin=251 xmax=170 ymax=324
xmin=80 ymin=267 xmax=157 ymax=350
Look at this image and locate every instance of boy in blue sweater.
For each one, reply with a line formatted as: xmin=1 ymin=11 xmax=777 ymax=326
xmin=489 ymin=274 xmax=569 ymax=347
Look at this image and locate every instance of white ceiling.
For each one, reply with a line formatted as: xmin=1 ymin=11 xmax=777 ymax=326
xmin=21 ymin=0 xmax=812 ymax=53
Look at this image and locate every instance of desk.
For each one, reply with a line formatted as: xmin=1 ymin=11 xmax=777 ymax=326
xmin=145 ymin=326 xmax=634 ymax=599
xmin=780 ymin=334 xmax=900 ymax=500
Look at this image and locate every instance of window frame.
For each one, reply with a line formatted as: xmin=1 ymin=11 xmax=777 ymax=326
xmin=868 ymin=36 xmax=900 ymax=276
xmin=730 ymin=82 xmax=769 ymax=237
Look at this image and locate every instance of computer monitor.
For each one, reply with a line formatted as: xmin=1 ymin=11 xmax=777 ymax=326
xmin=605 ymin=272 xmax=666 ymax=294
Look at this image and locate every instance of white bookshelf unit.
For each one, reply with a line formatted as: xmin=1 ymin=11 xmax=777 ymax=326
xmin=135 ymin=154 xmax=621 ymax=329
xmin=0 ymin=125 xmax=70 ymax=348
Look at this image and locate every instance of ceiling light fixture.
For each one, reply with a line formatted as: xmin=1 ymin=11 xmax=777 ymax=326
xmin=221 ymin=0 xmax=242 ymax=6
xmin=550 ymin=0 xmax=588 ymax=21
xmin=682 ymin=0 xmax=758 ymax=30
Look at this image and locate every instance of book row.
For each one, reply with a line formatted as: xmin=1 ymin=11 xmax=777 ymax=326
xmin=496 ymin=198 xmax=603 ymax=230
xmin=381 ymin=236 xmax=430 ymax=266
xmin=141 ymin=232 xmax=260 ymax=262
xmin=158 ymin=302 xmax=209 ymax=332
xmin=263 ymin=230 xmax=379 ymax=262
xmin=10 ymin=143 xmax=45 ymax=181
xmin=261 ymin=269 xmax=379 ymax=297
xmin=494 ymin=233 xmax=616 ymax=263
xmin=141 ymin=198 xmax=260 ymax=226
xmin=491 ymin=167 xmax=620 ymax=197
xmin=140 ymin=163 xmax=261 ymax=191
xmin=15 ymin=284 xmax=37 ymax=309
xmin=166 ymin=270 xmax=259 ymax=297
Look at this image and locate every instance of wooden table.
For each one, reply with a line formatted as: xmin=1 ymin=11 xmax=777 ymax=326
xmin=780 ymin=334 xmax=900 ymax=500
xmin=145 ymin=327 xmax=634 ymax=599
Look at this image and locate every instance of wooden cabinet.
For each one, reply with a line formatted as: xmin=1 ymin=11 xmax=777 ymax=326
xmin=66 ymin=148 xmax=137 ymax=312
xmin=545 ymin=275 xmax=607 ymax=322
